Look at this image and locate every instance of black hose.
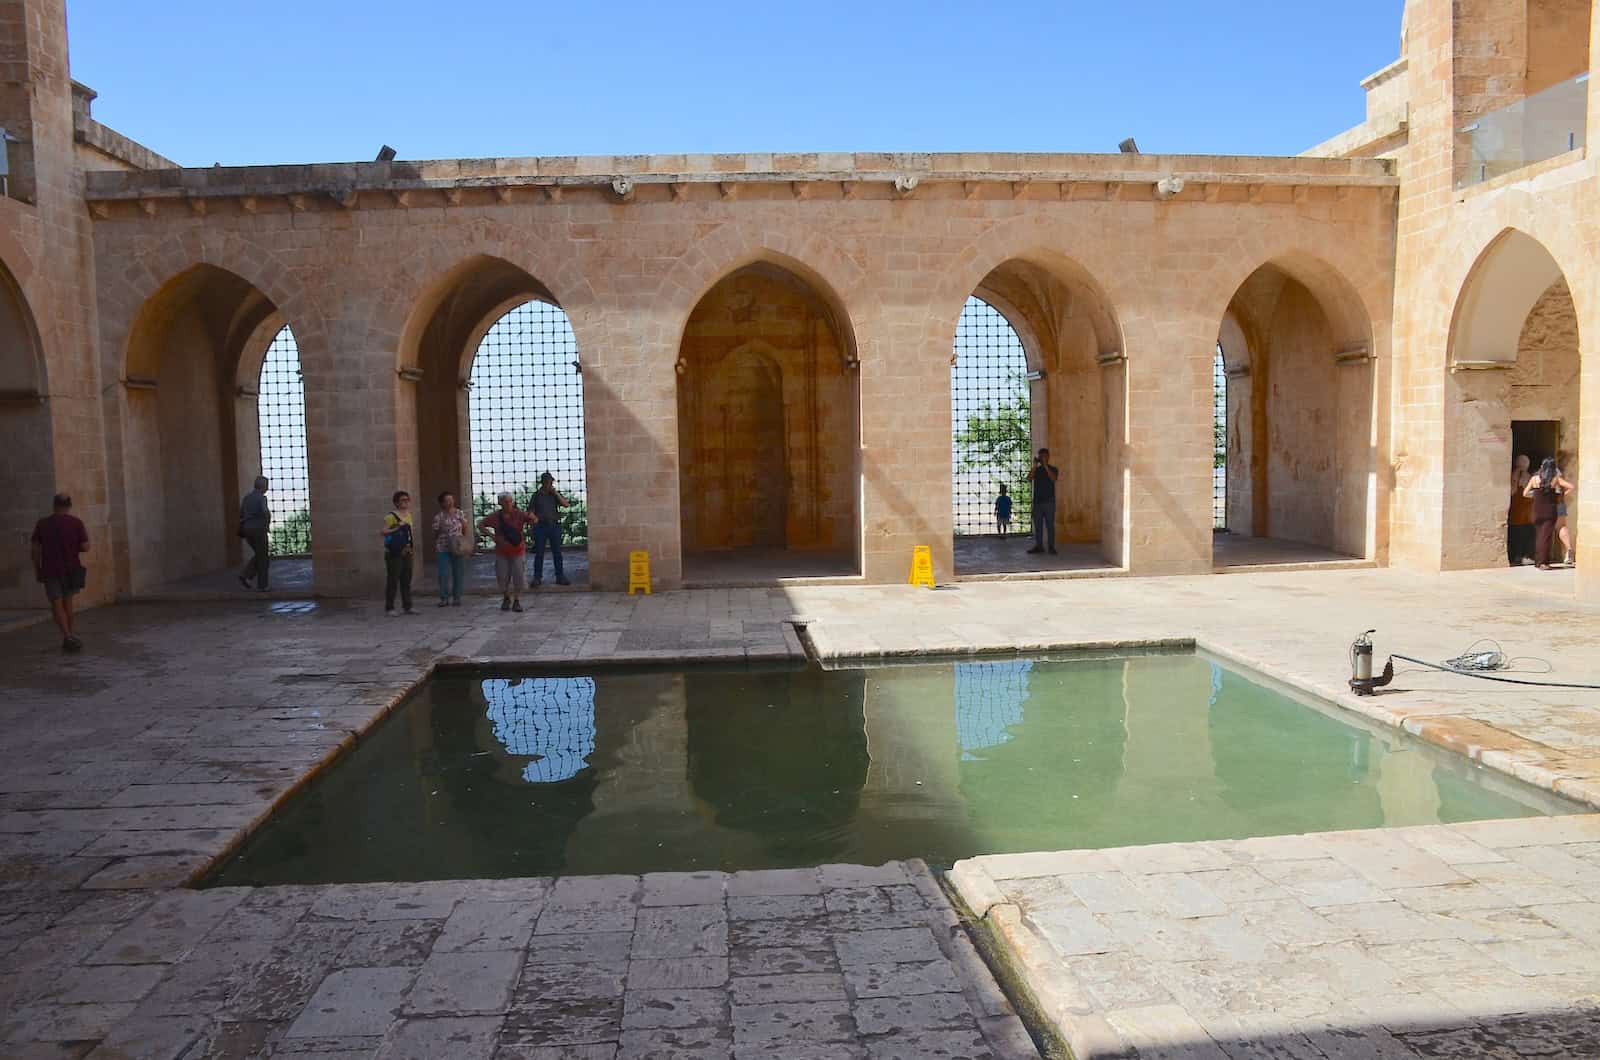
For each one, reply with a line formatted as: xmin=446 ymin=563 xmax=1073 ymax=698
xmin=1391 ymin=654 xmax=1600 ymax=690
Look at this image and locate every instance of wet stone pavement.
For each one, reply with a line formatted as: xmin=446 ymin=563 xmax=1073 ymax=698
xmin=1 ymin=862 xmax=1036 ymax=1059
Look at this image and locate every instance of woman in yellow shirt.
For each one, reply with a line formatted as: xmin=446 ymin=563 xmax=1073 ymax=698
xmin=382 ymin=490 xmax=416 ymax=615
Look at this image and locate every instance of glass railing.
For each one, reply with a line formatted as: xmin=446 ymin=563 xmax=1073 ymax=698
xmin=1458 ymin=72 xmax=1589 ymax=187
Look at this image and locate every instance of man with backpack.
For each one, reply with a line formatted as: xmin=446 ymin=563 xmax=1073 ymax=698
xmin=478 ymin=491 xmax=535 ymax=612
xmin=382 ymin=490 xmax=416 ymax=615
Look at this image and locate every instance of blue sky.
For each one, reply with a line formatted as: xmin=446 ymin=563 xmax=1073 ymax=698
xmin=66 ymin=1 xmax=1403 ymax=167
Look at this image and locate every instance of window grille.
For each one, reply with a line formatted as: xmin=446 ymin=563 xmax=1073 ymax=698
xmin=1213 ymin=345 xmax=1227 ymax=531
xmin=258 ymin=326 xmax=312 ymax=555
xmin=951 ymin=297 xmax=1031 ymax=536
xmin=467 ymin=300 xmax=587 ymax=546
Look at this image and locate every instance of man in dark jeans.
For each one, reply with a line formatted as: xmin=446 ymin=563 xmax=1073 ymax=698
xmin=238 ymin=476 xmax=271 ymax=590
xmin=1026 ymin=448 xmax=1060 ymax=555
xmin=529 ymin=472 xmax=571 ymax=587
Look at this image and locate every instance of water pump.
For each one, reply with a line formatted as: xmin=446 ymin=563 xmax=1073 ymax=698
xmin=1349 ymin=629 xmax=1395 ymax=696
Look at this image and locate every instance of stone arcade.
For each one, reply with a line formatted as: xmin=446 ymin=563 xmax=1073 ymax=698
xmin=0 ymin=0 xmax=1594 ymax=604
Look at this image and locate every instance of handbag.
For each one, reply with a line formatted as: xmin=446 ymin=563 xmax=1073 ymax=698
xmin=451 ymin=513 xmax=474 ymax=556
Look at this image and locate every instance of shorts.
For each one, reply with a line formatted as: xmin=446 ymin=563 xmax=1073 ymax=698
xmin=495 ymin=553 xmax=527 ymax=593
xmin=43 ymin=567 xmax=86 ymax=601
xmin=1557 ymin=504 xmax=1568 ymax=518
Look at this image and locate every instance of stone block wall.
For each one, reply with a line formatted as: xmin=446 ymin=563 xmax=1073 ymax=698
xmin=1388 ymin=0 xmax=1598 ymax=595
xmin=77 ymin=174 xmax=1396 ymax=594
xmin=0 ymin=0 xmax=111 ymax=610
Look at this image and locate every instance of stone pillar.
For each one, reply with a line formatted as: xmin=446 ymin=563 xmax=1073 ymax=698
xmin=1122 ymin=312 xmax=1216 ymax=576
xmin=303 ymin=304 xmax=409 ymax=597
xmin=859 ymin=304 xmax=952 ymax=583
xmin=580 ymin=310 xmax=683 ymax=592
xmin=1577 ymin=275 xmax=1599 ymax=601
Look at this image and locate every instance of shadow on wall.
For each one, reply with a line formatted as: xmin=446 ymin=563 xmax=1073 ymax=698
xmin=0 ymin=256 xmax=51 ymax=608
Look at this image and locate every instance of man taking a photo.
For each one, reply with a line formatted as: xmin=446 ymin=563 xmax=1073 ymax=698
xmin=1026 ymin=448 xmax=1059 ymax=556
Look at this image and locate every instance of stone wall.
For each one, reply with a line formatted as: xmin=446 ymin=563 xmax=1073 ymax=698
xmin=1386 ymin=0 xmax=1598 ymax=595
xmin=0 ymin=0 xmax=112 ymax=609
xmin=80 ymin=159 xmax=1395 ymax=593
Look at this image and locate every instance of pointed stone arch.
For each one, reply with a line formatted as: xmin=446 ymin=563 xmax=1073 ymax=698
xmin=675 ymin=259 xmax=862 ymax=581
xmin=0 ymin=254 xmax=52 ymax=606
xmin=1444 ymin=228 xmax=1583 ymax=570
xmin=1211 ymin=253 xmax=1378 ymax=560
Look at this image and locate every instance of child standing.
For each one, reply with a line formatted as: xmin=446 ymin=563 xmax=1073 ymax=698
xmin=995 ymin=484 xmax=1012 ymax=537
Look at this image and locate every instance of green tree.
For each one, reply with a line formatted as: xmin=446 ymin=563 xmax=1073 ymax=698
xmin=269 ymin=508 xmax=311 ymax=555
xmin=954 ymin=379 xmax=1033 ymax=524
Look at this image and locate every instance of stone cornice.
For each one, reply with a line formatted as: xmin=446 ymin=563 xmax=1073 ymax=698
xmin=82 ymin=152 xmax=1397 ymax=217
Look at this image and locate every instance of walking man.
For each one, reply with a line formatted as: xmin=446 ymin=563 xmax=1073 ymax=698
xmin=32 ymin=493 xmax=89 ymax=652
xmin=238 ymin=476 xmax=271 ymax=591
xmin=529 ymin=472 xmax=571 ymax=587
xmin=1026 ymin=448 xmax=1059 ymax=555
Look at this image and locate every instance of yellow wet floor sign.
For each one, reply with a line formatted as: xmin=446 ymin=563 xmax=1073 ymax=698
xmin=628 ymin=550 xmax=653 ymax=595
xmin=908 ymin=545 xmax=936 ymax=588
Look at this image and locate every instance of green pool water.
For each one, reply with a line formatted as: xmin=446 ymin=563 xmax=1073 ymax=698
xmin=203 ymin=652 xmax=1577 ymax=885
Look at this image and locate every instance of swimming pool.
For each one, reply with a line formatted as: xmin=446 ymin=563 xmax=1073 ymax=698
xmin=203 ymin=651 xmax=1577 ymax=885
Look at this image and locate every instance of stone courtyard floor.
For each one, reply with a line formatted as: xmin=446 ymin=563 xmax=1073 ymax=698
xmin=3 ymin=565 xmax=1600 ymax=1056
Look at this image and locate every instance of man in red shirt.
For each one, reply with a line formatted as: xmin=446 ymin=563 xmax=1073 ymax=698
xmin=31 ymin=493 xmax=90 ymax=652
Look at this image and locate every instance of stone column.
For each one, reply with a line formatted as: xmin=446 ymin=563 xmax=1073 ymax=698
xmin=1122 ymin=311 xmax=1217 ymax=576
xmin=859 ymin=304 xmax=954 ymax=584
xmin=580 ymin=306 xmax=684 ymax=591
xmin=302 ymin=297 xmax=410 ymax=598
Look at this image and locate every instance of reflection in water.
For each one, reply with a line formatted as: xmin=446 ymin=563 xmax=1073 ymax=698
xmin=685 ymin=669 xmax=869 ymax=861
xmin=954 ymin=660 xmax=1031 ymax=759
xmin=483 ymin=677 xmax=598 ymax=783
xmin=204 ymin=655 xmax=1577 ymax=887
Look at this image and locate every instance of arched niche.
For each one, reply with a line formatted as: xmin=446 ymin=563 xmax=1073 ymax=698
xmin=675 ymin=261 xmax=861 ymax=581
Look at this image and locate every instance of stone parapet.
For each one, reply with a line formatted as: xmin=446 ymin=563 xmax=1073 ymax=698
xmin=82 ymin=150 xmax=1397 ymax=206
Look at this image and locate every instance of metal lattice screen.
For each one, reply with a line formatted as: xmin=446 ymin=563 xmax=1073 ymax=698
xmin=951 ymin=297 xmax=1032 ymax=536
xmin=468 ymin=299 xmax=587 ymax=546
xmin=1213 ymin=344 xmax=1227 ymax=531
xmin=258 ymin=326 xmax=312 ymax=555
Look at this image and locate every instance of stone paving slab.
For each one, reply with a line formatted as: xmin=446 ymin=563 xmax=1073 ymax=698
xmin=951 ymin=816 xmax=1600 ymax=1059
xmin=1 ymin=864 xmax=1036 ymax=1058
xmin=5 ymin=568 xmax=1600 ymax=1056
